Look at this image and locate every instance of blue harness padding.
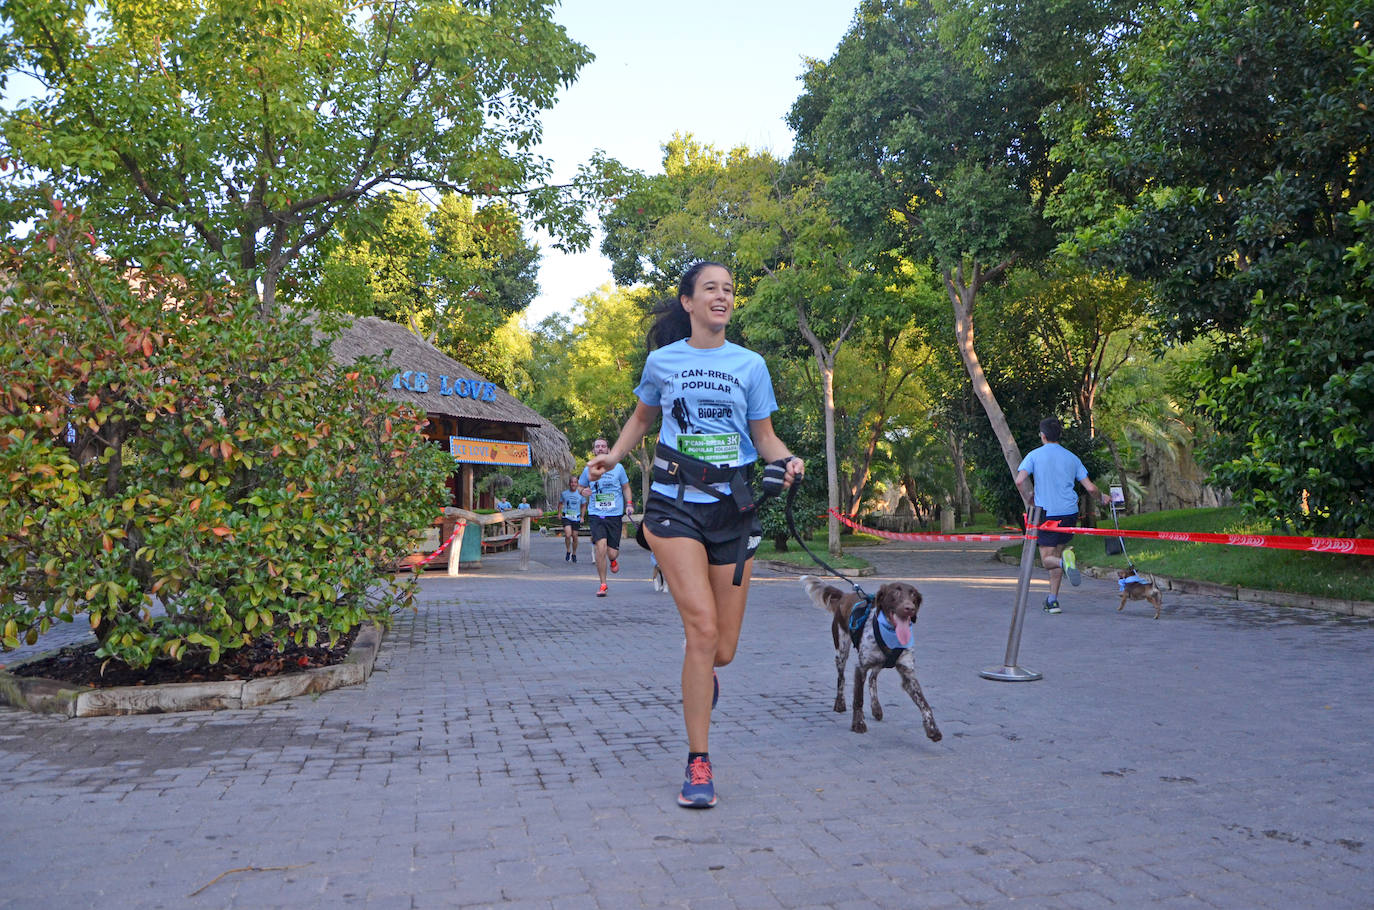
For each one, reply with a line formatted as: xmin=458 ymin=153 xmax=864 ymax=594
xmin=848 ymin=595 xmax=908 ymax=668
xmin=1118 ymin=574 xmax=1150 ymax=590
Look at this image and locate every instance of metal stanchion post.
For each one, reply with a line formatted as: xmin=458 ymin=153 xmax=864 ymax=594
xmin=981 ymin=505 xmax=1043 ymax=682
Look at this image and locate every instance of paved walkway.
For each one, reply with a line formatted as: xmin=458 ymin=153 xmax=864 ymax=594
xmin=2 ymin=533 xmax=1371 ymax=909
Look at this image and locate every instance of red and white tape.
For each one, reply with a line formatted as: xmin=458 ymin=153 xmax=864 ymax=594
xmin=830 ymin=511 xmax=1023 ymax=542
xmin=1038 ymin=521 xmax=1374 ymax=556
xmin=830 ymin=510 xmax=1373 ymax=555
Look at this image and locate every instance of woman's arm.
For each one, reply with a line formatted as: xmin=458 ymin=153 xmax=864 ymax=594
xmin=749 ymin=416 xmax=804 ymax=487
xmin=586 ymin=401 xmax=661 ymax=482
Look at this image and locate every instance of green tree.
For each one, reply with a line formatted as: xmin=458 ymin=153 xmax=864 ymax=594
xmin=0 ymin=201 xmax=452 ymax=665
xmin=1070 ymin=0 xmax=1374 ymax=532
xmin=522 ymin=284 xmax=651 ymax=495
xmin=294 ymin=190 xmax=539 ymax=385
xmin=1 ymin=0 xmax=605 ymax=310
xmin=1000 ymin=265 xmax=1158 ymax=438
xmin=789 ymin=0 xmax=1054 ymax=495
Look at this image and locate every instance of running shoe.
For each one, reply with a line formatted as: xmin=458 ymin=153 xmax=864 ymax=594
xmin=571 ymin=553 xmax=576 ymax=563
xmin=1043 ymin=597 xmax=1062 ymax=614
xmin=678 ymin=757 xmax=717 ymax=809
xmin=610 ymin=558 xmax=619 ymax=574
xmin=596 ymin=583 xmax=608 ymax=597
xmin=1062 ymin=547 xmax=1081 ymax=586
xmin=565 ymin=552 xmax=570 ymax=562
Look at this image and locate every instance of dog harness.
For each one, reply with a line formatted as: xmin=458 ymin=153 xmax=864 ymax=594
xmin=846 ymin=595 xmax=909 ymax=669
xmin=1117 ymin=574 xmax=1150 ymax=590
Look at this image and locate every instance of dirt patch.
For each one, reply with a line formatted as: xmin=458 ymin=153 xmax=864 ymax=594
xmin=9 ymin=627 xmax=359 ymax=689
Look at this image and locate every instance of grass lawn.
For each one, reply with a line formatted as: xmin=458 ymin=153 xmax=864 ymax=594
xmin=756 ymin=530 xmax=880 ymax=571
xmin=1002 ymin=506 xmax=1373 ymax=603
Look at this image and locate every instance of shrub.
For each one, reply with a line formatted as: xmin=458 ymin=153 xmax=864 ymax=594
xmin=0 ymin=200 xmax=452 ymax=666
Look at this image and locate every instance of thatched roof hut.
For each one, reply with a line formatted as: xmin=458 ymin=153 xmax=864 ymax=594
xmin=326 ymin=315 xmax=573 ymax=503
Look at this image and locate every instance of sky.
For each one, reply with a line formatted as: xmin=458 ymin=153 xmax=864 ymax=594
xmin=525 ymin=0 xmax=860 ymax=324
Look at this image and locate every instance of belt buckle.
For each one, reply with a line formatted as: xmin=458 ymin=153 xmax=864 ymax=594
xmin=667 ymin=462 xmax=679 ymax=476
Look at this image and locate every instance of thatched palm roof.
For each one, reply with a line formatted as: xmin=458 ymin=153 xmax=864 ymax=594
xmin=327 ymin=314 xmax=572 ymax=475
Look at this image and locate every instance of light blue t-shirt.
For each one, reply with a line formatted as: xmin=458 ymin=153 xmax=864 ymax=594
xmin=634 ymin=339 xmax=778 ymax=503
xmin=1017 ymin=443 xmax=1088 ymax=516
xmin=559 ymin=489 xmax=586 ymax=521
xmin=578 ymin=463 xmax=630 ymax=517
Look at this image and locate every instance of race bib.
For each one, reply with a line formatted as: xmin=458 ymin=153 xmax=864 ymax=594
xmin=593 ymin=493 xmax=616 ymax=510
xmin=677 ymin=433 xmax=741 ymax=465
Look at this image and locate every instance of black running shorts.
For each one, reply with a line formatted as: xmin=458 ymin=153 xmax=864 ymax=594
xmin=1037 ymin=513 xmax=1078 ymax=548
xmin=587 ymin=514 xmax=623 ymax=549
xmin=642 ymin=491 xmax=762 ymax=566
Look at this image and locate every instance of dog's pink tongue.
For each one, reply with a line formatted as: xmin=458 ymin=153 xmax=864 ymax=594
xmin=895 ymin=617 xmax=912 ymax=647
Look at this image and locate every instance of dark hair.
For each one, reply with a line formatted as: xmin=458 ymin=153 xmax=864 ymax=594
xmin=646 ymin=260 xmax=730 ymax=350
xmin=1039 ymin=417 xmax=1063 ymax=442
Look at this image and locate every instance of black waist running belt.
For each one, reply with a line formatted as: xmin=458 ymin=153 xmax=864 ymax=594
xmin=649 ymin=441 xmax=758 ymax=586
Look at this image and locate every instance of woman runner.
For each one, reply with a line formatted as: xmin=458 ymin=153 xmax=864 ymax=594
xmin=585 ymin=261 xmax=803 ymax=808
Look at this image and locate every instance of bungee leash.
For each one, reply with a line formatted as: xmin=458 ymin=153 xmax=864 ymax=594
xmin=783 ymin=478 xmax=872 ymax=603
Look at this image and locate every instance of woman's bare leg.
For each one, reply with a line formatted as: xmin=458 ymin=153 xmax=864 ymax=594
xmin=647 ymin=530 xmax=753 ymax=753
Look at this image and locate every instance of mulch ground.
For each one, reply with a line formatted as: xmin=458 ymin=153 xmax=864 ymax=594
xmin=8 ymin=627 xmax=359 ymax=689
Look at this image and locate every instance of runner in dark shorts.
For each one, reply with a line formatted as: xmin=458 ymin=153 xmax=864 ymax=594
xmin=1037 ymin=514 xmax=1078 ymax=549
xmin=587 ymin=514 xmax=623 ymax=552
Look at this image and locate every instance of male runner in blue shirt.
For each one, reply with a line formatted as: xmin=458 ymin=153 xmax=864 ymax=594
xmin=1015 ymin=418 xmax=1109 ymax=613
xmin=579 ymin=438 xmax=634 ymax=597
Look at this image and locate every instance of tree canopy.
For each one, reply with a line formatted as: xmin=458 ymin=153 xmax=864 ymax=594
xmin=1 ymin=0 xmax=611 ymax=308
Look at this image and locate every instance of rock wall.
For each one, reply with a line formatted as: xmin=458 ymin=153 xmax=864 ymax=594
xmin=1136 ymin=437 xmax=1230 ymax=512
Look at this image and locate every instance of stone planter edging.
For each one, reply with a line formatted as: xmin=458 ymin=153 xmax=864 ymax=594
xmin=0 ymin=623 xmax=384 ymax=717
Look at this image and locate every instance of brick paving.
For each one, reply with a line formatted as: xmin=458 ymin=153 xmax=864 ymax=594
xmin=2 ymin=532 xmax=1371 ymax=908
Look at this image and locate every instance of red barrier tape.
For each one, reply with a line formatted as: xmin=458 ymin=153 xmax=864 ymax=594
xmin=830 ymin=510 xmax=1024 ymax=542
xmin=831 ymin=510 xmax=1374 ymax=555
xmin=1039 ymin=521 xmax=1374 ymax=556
xmin=412 ymin=518 xmax=467 ymax=569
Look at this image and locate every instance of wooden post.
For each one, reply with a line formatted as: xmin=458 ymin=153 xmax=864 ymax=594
xmin=447 ymin=519 xmax=465 ymax=577
xmin=518 ymin=516 xmax=531 ymax=571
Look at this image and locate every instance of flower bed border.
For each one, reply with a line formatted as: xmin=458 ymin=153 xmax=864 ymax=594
xmin=0 ymin=623 xmax=383 ymax=717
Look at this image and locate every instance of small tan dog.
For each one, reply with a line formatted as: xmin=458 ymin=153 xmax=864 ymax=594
xmin=1117 ymin=569 xmax=1163 ymax=619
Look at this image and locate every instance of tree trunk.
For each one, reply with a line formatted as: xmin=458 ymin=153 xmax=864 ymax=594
xmin=633 ymin=438 xmax=654 ymax=506
xmin=821 ymin=358 xmax=841 ymax=556
xmin=846 ymin=417 xmax=885 ymax=518
xmin=946 ymin=428 xmax=973 ymax=525
xmin=944 ymin=260 xmax=1026 ymax=506
xmin=796 ymin=302 xmax=854 ymax=558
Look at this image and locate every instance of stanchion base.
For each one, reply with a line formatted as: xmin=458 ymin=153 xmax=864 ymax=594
xmin=980 ymin=665 xmax=1043 ymax=682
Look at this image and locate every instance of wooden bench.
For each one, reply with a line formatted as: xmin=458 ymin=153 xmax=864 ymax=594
xmin=480 ymin=522 xmax=520 ymax=552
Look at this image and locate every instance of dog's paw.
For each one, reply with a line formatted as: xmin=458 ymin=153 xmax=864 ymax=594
xmin=833 ymin=697 xmax=846 ymax=713
xmin=871 ymin=704 xmax=883 ymax=722
xmin=851 ymin=718 xmax=868 ymax=734
xmin=925 ymin=724 xmax=943 ymax=743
